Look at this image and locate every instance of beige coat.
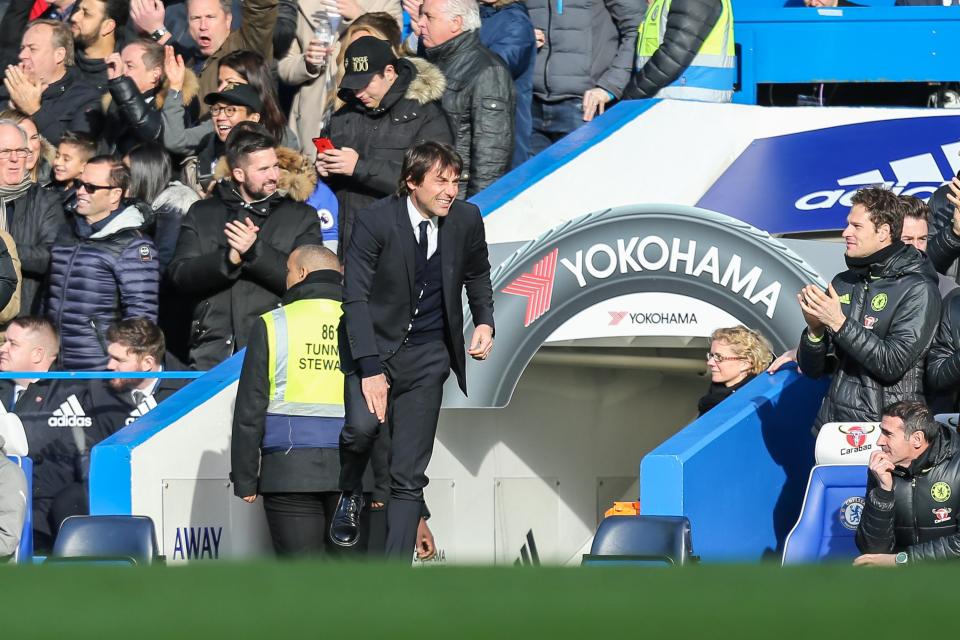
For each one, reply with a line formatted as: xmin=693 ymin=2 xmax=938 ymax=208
xmin=278 ymin=0 xmax=402 ymax=162
xmin=0 ymin=230 xmax=21 ymax=340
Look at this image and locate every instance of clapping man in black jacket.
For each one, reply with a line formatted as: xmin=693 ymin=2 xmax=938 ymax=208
xmin=797 ymin=187 xmax=940 ymax=433
xmin=168 ymin=123 xmax=323 ymax=369
xmin=855 ymin=401 xmax=960 ymax=566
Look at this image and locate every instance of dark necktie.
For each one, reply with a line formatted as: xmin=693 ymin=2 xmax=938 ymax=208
xmin=418 ymin=220 xmax=429 ymax=259
xmin=133 ymin=390 xmax=146 ymax=407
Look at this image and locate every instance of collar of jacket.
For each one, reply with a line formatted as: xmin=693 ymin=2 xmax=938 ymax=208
xmin=909 ymin=423 xmax=958 ymax=476
xmin=844 ymin=241 xmax=928 ymax=280
xmin=42 ymin=66 xmax=80 ymax=99
xmin=282 ymin=270 xmax=343 ymax=304
xmin=75 ymin=200 xmax=150 ymax=239
xmin=423 ymin=29 xmax=480 ymax=64
xmin=369 ymin=58 xmax=417 ymax=114
xmin=75 ymin=49 xmax=109 ymax=76
xmin=216 ymin=180 xmax=285 ymax=217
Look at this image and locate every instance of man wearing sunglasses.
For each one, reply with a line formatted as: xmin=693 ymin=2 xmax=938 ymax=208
xmin=45 ymin=155 xmax=159 ymax=370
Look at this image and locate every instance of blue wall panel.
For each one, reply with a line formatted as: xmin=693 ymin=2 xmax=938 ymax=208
xmin=640 ymin=369 xmax=830 ymax=561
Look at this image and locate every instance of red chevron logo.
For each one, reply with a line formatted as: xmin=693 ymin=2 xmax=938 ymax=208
xmin=608 ymin=311 xmax=628 ymax=326
xmin=502 ymin=248 xmax=559 ymax=327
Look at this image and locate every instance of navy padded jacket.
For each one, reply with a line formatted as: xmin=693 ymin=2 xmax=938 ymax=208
xmin=46 ymin=202 xmax=160 ymax=370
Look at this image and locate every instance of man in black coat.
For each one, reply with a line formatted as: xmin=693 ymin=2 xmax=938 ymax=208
xmin=318 ymin=36 xmax=454 ymax=260
xmin=797 ymin=187 xmax=941 ymax=433
xmin=92 ymin=317 xmax=190 ymax=435
xmin=855 ymin=401 xmax=960 ymax=566
xmin=419 ymin=0 xmax=515 ymax=198
xmin=168 ymin=123 xmax=323 ymax=370
xmin=330 ymin=142 xmax=494 ymax=558
xmin=4 ymin=20 xmax=103 ymax=145
xmin=0 ymin=121 xmax=64 ymax=316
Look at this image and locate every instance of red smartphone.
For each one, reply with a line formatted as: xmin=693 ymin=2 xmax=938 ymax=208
xmin=313 ymin=137 xmax=335 ymax=153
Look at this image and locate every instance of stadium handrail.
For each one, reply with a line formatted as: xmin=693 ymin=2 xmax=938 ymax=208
xmin=735 ymin=6 xmax=960 ymax=103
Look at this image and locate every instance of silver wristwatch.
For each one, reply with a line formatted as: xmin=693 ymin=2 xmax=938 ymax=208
xmin=150 ymin=26 xmax=168 ymax=41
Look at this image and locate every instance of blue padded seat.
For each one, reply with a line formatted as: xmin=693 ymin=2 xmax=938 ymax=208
xmin=51 ymin=515 xmax=160 ymax=564
xmin=782 ymin=465 xmax=868 ymax=565
xmin=584 ymin=515 xmax=694 ymax=566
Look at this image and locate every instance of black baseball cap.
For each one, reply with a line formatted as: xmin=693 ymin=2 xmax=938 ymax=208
xmin=203 ymin=83 xmax=263 ymax=113
xmin=340 ymin=36 xmax=397 ymax=92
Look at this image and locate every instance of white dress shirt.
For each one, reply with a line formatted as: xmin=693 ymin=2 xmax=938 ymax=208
xmin=406 ymin=197 xmax=439 ymax=259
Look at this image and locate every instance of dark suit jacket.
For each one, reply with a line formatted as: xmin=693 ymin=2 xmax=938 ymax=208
xmin=342 ymin=196 xmax=495 ymax=394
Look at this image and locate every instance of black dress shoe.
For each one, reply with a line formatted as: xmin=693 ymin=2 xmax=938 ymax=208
xmin=330 ymin=491 xmax=364 ymax=547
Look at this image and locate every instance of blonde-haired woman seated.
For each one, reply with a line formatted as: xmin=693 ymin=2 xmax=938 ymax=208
xmin=698 ymin=325 xmax=774 ymax=417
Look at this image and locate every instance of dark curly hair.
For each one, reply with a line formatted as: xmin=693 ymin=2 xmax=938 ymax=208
xmin=851 ymin=186 xmax=903 ymax=240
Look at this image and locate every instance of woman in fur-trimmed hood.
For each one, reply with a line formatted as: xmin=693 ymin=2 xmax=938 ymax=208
xmin=319 ymin=52 xmax=453 ymax=257
xmin=101 ymin=39 xmax=202 ymax=155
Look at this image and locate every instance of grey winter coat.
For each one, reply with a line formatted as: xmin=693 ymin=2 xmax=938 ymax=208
xmin=527 ymin=0 xmax=642 ymax=101
xmin=423 ymin=30 xmax=515 ymax=198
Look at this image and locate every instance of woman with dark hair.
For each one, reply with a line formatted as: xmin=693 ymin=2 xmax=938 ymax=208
xmin=124 ymin=143 xmax=199 ymax=361
xmin=217 ymin=50 xmax=291 ymax=147
xmin=124 ymin=143 xmax=199 ymax=271
xmin=162 ymin=49 xmax=298 ymax=159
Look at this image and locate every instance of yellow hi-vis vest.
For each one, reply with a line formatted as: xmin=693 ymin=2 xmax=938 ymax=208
xmin=636 ymin=0 xmax=735 ymax=103
xmin=260 ymin=298 xmax=345 ymax=452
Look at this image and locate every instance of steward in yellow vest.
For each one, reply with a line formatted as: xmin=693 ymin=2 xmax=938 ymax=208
xmin=230 ymin=245 xmax=353 ymax=555
xmin=623 ymin=0 xmax=735 ymax=102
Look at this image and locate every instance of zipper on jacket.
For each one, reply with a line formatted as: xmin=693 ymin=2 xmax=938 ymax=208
xmin=55 ymin=244 xmax=83 ymax=337
xmin=89 ymin=317 xmax=108 ymax=356
xmin=542 ymin=0 xmax=553 ymax=94
xmin=912 ymin=477 xmax=919 ymax=545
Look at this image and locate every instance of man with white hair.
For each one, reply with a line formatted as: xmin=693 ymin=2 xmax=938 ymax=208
xmin=0 ymin=120 xmax=63 ymax=316
xmin=419 ymin=0 xmax=515 ymax=197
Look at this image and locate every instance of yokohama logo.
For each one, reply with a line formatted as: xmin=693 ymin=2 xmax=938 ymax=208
xmin=608 ymin=311 xmax=628 ymax=326
xmin=502 ymin=248 xmax=558 ymax=327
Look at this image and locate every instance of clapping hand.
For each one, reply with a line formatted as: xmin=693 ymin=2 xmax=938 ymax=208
xmin=4 ymin=65 xmax=41 ymax=115
xmin=225 ymin=217 xmax=260 ymax=265
xmin=163 ymin=45 xmax=186 ymax=92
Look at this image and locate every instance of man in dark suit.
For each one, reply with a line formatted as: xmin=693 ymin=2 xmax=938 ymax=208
xmin=331 ymin=141 xmax=495 ymax=558
xmin=98 ymin=317 xmax=190 ymax=432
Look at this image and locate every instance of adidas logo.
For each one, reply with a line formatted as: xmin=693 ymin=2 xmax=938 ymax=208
xmin=47 ymin=394 xmax=93 ymax=428
xmin=124 ymin=396 xmax=157 ymax=426
xmin=795 ymin=143 xmax=960 ymax=211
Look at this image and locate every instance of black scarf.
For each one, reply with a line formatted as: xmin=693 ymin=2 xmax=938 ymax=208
xmin=697 ymin=374 xmax=756 ymax=417
xmin=844 ymin=241 xmax=904 ymax=278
